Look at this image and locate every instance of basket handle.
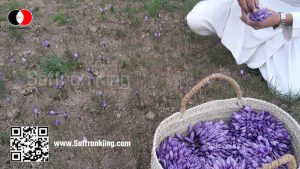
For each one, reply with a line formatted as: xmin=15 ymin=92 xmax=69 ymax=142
xmin=180 ymin=73 xmax=243 ymax=113
xmin=259 ymin=154 xmax=297 ymax=169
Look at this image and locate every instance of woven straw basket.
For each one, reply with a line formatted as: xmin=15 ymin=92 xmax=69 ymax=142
xmin=151 ymin=73 xmax=300 ymax=169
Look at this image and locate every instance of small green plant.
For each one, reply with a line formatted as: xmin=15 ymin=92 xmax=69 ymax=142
xmin=192 ymin=67 xmax=203 ymax=81
xmin=8 ymin=27 xmax=24 ymax=39
xmin=115 ymin=29 xmax=127 ymax=39
xmin=209 ymin=46 xmax=234 ymax=66
xmin=180 ymin=0 xmax=199 ymax=17
xmin=40 ymin=55 xmax=70 ymax=76
xmin=66 ymin=1 xmax=81 ymax=9
xmin=174 ymin=53 xmax=186 ymax=71
xmin=131 ymin=136 xmax=143 ymax=168
xmin=40 ymin=50 xmax=81 ymax=77
xmin=8 ymin=1 xmax=21 ymax=10
xmin=63 ymin=49 xmax=81 ymax=71
xmin=128 ymin=94 xmax=145 ymax=112
xmin=0 ymin=16 xmax=6 ymax=22
xmin=0 ymin=132 xmax=10 ymax=144
xmin=148 ymin=0 xmax=179 ymax=17
xmin=120 ymin=75 xmax=130 ymax=86
xmin=51 ymin=11 xmax=68 ymax=25
xmin=0 ymin=80 xmax=7 ymax=98
xmin=122 ymin=5 xmax=141 ymax=28
xmin=119 ymin=59 xmax=128 ymax=69
xmin=155 ymin=77 xmax=166 ymax=89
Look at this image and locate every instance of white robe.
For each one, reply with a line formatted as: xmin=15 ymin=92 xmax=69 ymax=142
xmin=186 ymin=0 xmax=300 ymax=97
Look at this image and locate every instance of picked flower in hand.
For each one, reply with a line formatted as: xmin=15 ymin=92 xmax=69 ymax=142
xmin=249 ymin=8 xmax=272 ymax=22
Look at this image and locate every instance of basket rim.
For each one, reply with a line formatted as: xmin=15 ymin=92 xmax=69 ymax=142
xmin=151 ymin=97 xmax=300 ymax=169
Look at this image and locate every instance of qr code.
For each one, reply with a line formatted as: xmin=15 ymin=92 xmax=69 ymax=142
xmin=10 ymin=127 xmax=49 ymax=162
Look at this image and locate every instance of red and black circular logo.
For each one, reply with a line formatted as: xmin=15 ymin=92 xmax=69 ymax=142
xmin=8 ymin=9 xmax=32 ymax=26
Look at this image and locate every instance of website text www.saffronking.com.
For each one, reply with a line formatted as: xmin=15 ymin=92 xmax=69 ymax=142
xmin=53 ymin=139 xmax=131 ymax=148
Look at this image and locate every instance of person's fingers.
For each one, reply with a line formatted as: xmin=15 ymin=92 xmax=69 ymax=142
xmin=240 ymin=16 xmax=247 ymax=24
xmin=240 ymin=0 xmax=250 ymax=13
xmin=253 ymin=0 xmax=260 ymax=12
xmin=241 ymin=10 xmax=250 ymax=24
xmin=255 ymin=0 xmax=259 ymax=7
xmin=247 ymin=0 xmax=256 ymax=12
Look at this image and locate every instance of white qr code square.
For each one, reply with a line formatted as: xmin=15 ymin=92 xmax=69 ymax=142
xmin=10 ymin=126 xmax=49 ymax=162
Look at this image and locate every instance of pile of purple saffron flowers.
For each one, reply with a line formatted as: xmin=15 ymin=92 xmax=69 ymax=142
xmin=156 ymin=106 xmax=293 ymax=169
xmin=249 ymin=8 xmax=272 ymax=22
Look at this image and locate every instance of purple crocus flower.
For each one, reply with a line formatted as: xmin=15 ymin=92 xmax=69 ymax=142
xmin=33 ymin=107 xmax=40 ymax=116
xmin=102 ymin=100 xmax=108 ymax=109
xmin=154 ymin=32 xmax=161 ymax=38
xmin=60 ymin=80 xmax=65 ymax=87
xmin=74 ymin=52 xmax=78 ymax=60
xmin=157 ymin=120 xmax=230 ymax=168
xmin=213 ymin=157 xmax=246 ymax=169
xmin=158 ymin=13 xmax=162 ymax=20
xmin=21 ymin=57 xmax=26 ymax=63
xmin=56 ymin=84 xmax=62 ymax=90
xmin=53 ymin=119 xmax=61 ymax=126
xmin=33 ymin=108 xmax=39 ymax=114
xmin=229 ymin=106 xmax=292 ymax=168
xmin=100 ymin=7 xmax=105 ymax=13
xmin=78 ymin=75 xmax=84 ymax=83
xmin=67 ymin=25 xmax=72 ymax=31
xmin=63 ymin=112 xmax=68 ymax=119
xmin=105 ymin=4 xmax=112 ymax=11
xmin=89 ymin=75 xmax=95 ymax=81
xmin=86 ymin=68 xmax=92 ymax=73
xmin=98 ymin=91 xmax=104 ymax=97
xmin=42 ymin=39 xmax=51 ymax=47
xmin=144 ymin=16 xmax=148 ymax=22
xmin=240 ymin=69 xmax=245 ymax=77
xmin=99 ymin=55 xmax=109 ymax=62
xmin=5 ymin=97 xmax=12 ymax=104
xmin=50 ymin=111 xmax=57 ymax=115
xmin=55 ymin=75 xmax=65 ymax=90
xmin=156 ymin=106 xmax=293 ymax=169
xmin=112 ymin=80 xmax=117 ymax=85
xmin=249 ymin=8 xmax=272 ymax=22
xmin=9 ymin=58 xmax=16 ymax=64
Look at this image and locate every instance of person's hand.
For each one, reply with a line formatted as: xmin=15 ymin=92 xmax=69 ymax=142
xmin=240 ymin=10 xmax=281 ymax=30
xmin=238 ymin=0 xmax=260 ymax=13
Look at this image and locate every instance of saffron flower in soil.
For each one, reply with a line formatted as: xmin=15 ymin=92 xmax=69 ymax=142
xmin=33 ymin=107 xmax=40 ymax=116
xmin=78 ymin=76 xmax=84 ymax=84
xmin=21 ymin=57 xmax=26 ymax=63
xmin=63 ymin=112 xmax=68 ymax=119
xmin=144 ymin=16 xmax=148 ymax=22
xmin=98 ymin=91 xmax=104 ymax=97
xmin=49 ymin=111 xmax=57 ymax=115
xmin=67 ymin=25 xmax=72 ymax=31
xmin=102 ymin=100 xmax=108 ymax=109
xmin=74 ymin=52 xmax=78 ymax=60
xmin=154 ymin=32 xmax=161 ymax=38
xmin=53 ymin=119 xmax=61 ymax=126
xmin=240 ymin=69 xmax=244 ymax=77
xmin=56 ymin=75 xmax=65 ymax=90
xmin=42 ymin=39 xmax=51 ymax=47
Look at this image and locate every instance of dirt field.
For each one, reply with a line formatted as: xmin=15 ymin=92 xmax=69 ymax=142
xmin=0 ymin=0 xmax=300 ymax=169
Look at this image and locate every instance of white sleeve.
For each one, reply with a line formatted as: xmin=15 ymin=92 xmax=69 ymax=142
xmin=283 ymin=12 xmax=300 ymax=40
